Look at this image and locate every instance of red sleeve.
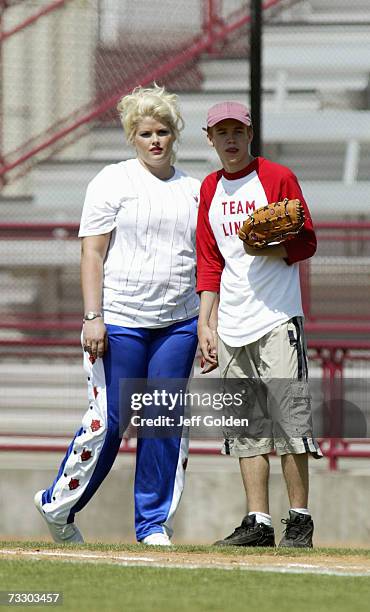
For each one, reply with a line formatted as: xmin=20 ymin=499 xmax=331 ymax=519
xmin=196 ymin=172 xmax=225 ymax=292
xmin=280 ymin=171 xmax=317 ymax=266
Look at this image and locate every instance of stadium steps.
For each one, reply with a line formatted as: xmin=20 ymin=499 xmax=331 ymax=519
xmin=0 ymin=255 xmax=369 ymax=335
xmin=0 ymin=347 xmax=369 ymax=438
xmin=200 ymin=26 xmax=370 ymax=97
xmin=299 ymin=0 xmax=370 ymax=22
xmin=0 ymin=363 xmax=86 ymax=435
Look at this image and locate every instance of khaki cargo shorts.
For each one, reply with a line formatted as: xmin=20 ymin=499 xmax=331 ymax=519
xmin=218 ymin=317 xmax=322 ymax=458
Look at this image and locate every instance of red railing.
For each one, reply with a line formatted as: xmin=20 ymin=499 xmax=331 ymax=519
xmin=300 ymin=222 xmax=370 ymax=322
xmin=309 ymin=340 xmax=370 ymax=470
xmin=0 ymin=222 xmax=78 ymax=239
xmin=0 ymin=0 xmax=71 ymax=42
xmin=1 ymin=437 xmax=369 ymax=467
xmin=0 ymin=0 xmax=291 ymax=185
xmin=0 ymin=220 xmax=370 ymax=469
xmin=0 ymin=343 xmax=369 ymax=469
xmin=2 ymin=219 xmax=369 ymax=323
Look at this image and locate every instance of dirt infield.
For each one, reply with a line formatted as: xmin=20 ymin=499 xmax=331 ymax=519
xmin=1 ymin=547 xmax=370 ymax=577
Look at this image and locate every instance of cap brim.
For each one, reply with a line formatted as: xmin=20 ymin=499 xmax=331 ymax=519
xmin=207 ymin=113 xmax=251 ymax=127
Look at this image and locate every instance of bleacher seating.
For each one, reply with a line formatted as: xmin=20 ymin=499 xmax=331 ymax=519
xmin=8 ymin=105 xmax=369 ymax=221
xmin=1 ymin=0 xmax=370 ymax=330
xmin=1 ymin=1 xmax=370 ymax=448
xmin=293 ymin=0 xmax=370 ymax=22
xmin=2 ymin=14 xmax=370 ymax=219
xmin=201 ymin=34 xmax=370 ymax=103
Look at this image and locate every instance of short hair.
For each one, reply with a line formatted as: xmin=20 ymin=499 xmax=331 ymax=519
xmin=117 ymin=85 xmax=184 ymax=145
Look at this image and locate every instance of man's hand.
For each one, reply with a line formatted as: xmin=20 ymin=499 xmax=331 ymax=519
xmin=200 ymin=354 xmax=219 ymax=374
xmin=198 ymin=323 xmax=218 ymax=374
xmin=243 ymin=242 xmax=288 ymax=258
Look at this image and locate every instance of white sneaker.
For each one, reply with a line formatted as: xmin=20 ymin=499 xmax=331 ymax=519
xmin=34 ymin=490 xmax=84 ymax=544
xmin=141 ymin=532 xmax=172 ymax=546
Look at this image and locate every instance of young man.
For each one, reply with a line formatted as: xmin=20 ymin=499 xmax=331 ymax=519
xmin=196 ymin=101 xmax=322 ymax=548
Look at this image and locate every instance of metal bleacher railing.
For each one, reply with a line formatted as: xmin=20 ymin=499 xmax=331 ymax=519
xmin=0 ymin=0 xmax=293 ymax=186
xmin=0 ymin=221 xmax=369 ymax=470
xmin=2 ymin=0 xmax=370 ymax=231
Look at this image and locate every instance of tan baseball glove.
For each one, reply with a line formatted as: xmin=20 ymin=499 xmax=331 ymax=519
xmin=238 ymin=198 xmax=305 ymax=249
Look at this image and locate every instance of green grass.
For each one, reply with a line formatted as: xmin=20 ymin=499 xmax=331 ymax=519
xmin=1 ymin=542 xmax=370 ymax=612
xmin=0 ymin=559 xmax=369 ymax=612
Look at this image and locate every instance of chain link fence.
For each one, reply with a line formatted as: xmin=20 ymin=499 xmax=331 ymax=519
xmin=0 ymin=0 xmax=369 ymax=335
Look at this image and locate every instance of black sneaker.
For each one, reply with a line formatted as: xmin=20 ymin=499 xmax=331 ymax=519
xmin=278 ymin=511 xmax=314 ymax=548
xmin=214 ymin=514 xmax=275 ymax=547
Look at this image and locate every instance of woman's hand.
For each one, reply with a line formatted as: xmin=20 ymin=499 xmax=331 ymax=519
xmin=83 ymin=318 xmax=108 ymax=360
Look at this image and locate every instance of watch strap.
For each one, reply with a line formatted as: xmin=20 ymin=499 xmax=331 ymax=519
xmin=83 ymin=311 xmax=103 ymax=322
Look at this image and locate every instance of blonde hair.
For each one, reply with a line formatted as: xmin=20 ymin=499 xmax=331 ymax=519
xmin=117 ymin=85 xmax=184 ymax=149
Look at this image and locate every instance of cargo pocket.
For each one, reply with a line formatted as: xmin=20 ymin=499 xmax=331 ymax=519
xmin=289 ymin=380 xmax=312 ymax=437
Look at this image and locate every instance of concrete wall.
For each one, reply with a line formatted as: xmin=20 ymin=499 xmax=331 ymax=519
xmin=1 ymin=452 xmax=370 ymax=547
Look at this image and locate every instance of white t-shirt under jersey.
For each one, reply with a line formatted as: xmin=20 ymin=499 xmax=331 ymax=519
xmin=79 ymin=159 xmax=200 ymax=328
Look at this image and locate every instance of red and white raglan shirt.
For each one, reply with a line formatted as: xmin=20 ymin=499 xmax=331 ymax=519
xmin=196 ymin=157 xmax=316 ymax=347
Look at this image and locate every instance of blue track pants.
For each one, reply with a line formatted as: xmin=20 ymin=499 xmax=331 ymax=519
xmin=40 ymin=316 xmax=198 ymax=541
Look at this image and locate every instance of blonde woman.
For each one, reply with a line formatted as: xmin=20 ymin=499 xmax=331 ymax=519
xmin=34 ymin=86 xmax=200 ymax=546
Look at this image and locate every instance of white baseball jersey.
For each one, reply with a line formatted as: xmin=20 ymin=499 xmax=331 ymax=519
xmin=79 ymin=159 xmax=200 ymax=327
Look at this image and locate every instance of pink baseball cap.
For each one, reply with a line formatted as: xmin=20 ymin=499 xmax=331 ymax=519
xmin=206 ymin=101 xmax=252 ymax=128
